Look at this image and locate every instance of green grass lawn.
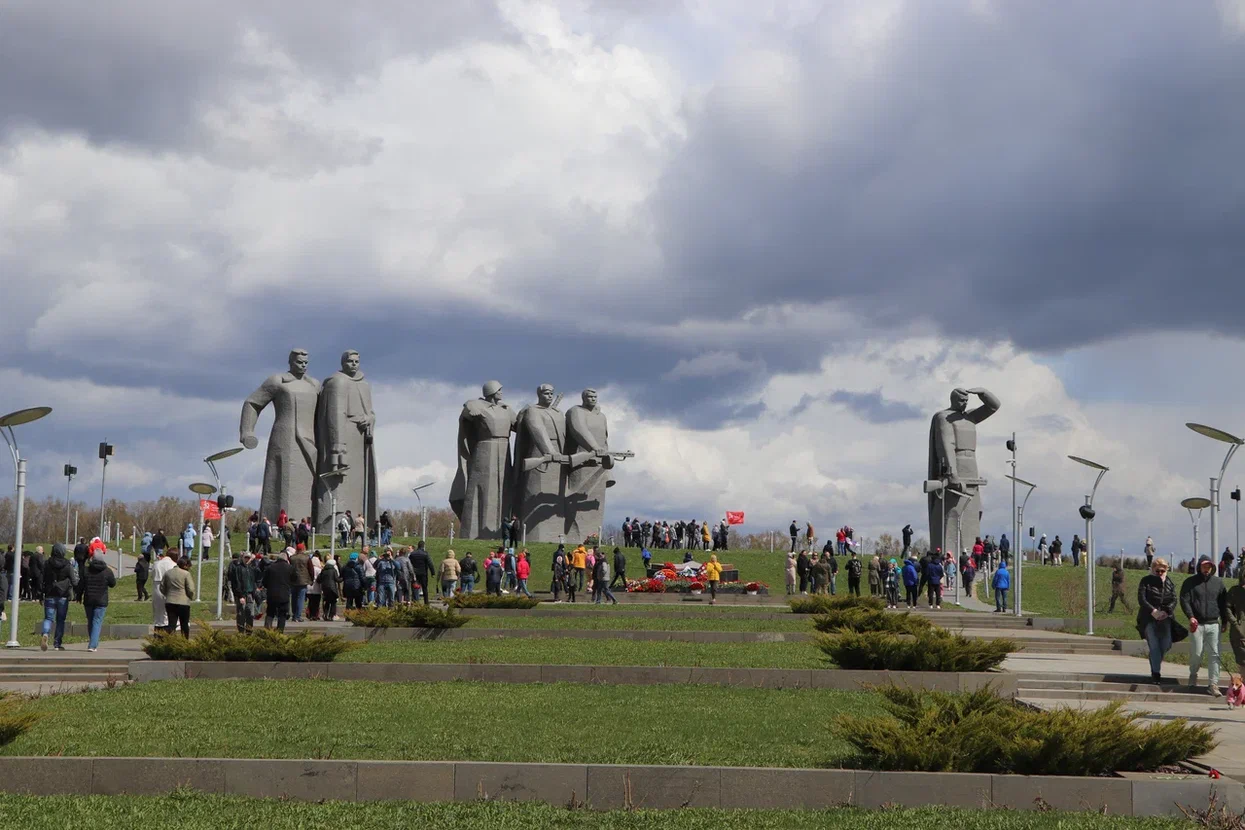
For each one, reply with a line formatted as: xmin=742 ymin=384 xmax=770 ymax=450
xmin=0 ymin=679 xmax=872 ymax=768
xmin=459 ymin=615 xmax=812 ymax=632
xmin=0 ymin=794 xmax=1193 ymax=830
xmin=1011 ymin=560 xmax=1199 ymax=621
xmin=342 ymin=638 xmax=826 ymax=668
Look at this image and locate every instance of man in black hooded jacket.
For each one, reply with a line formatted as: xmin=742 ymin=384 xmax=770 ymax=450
xmin=1180 ymin=554 xmax=1229 ymax=696
xmin=39 ymin=543 xmax=76 ymax=651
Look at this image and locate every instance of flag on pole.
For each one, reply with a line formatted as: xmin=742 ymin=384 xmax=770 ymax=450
xmin=200 ymin=499 xmax=221 ymax=521
xmin=725 ymin=511 xmax=745 ymax=525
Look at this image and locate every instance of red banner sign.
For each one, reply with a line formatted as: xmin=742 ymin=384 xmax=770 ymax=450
xmin=200 ymin=499 xmax=220 ymax=521
xmin=725 ymin=511 xmax=745 ymax=525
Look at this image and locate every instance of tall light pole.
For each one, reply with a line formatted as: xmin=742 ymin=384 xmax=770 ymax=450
xmin=320 ymin=467 xmax=350 ymax=565
xmin=97 ymin=441 xmax=114 ymax=542
xmin=1181 ymin=496 xmax=1210 ymax=563
xmin=1233 ymin=487 xmax=1242 ymax=571
xmin=2 ymin=406 xmax=53 ymax=649
xmin=205 ymin=447 xmax=244 ymax=620
xmin=1186 ymin=423 xmax=1244 ymax=571
xmin=412 ymin=482 xmax=435 ymax=543
xmin=1005 ymin=474 xmax=1036 ymax=617
xmin=189 ymin=482 xmax=218 ymax=605
xmin=63 ymin=464 xmax=77 ymax=545
xmin=1068 ymin=455 xmax=1109 ymax=636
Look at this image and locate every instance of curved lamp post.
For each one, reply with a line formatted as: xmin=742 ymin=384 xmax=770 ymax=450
xmin=1068 ymin=455 xmax=1109 ymax=636
xmin=1005 ymin=474 xmax=1037 ymax=616
xmin=320 ymin=466 xmax=351 ymax=566
xmin=1186 ymin=423 xmax=1244 ymax=570
xmin=189 ymin=482 xmax=218 ymax=606
xmin=1 ymin=406 xmax=53 ymax=649
xmin=1181 ymin=496 xmax=1211 ymax=563
xmin=412 ymin=482 xmax=435 ymax=544
xmin=204 ymin=447 xmax=244 ymax=620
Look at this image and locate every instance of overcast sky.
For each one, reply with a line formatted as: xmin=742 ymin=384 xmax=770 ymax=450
xmin=4 ymin=0 xmax=1245 ymax=557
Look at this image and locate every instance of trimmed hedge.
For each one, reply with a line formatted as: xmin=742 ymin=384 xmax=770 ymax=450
xmin=344 ymin=605 xmax=469 ymax=628
xmin=449 ymin=594 xmax=542 ymax=610
xmin=833 ymin=685 xmax=1217 ymax=775
xmin=790 ymin=595 xmax=884 ymax=614
xmin=143 ymin=626 xmax=356 ymax=662
xmin=817 ymin=629 xmax=1014 ymax=672
xmin=812 ymin=608 xmax=933 ymax=636
xmin=0 ymin=694 xmax=42 ymax=747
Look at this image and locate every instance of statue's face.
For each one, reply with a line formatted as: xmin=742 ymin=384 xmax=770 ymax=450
xmin=490 ymin=388 xmax=504 ymax=403
xmin=950 ymin=391 xmax=969 ymax=412
xmin=538 ymin=386 xmax=555 ymax=406
xmin=289 ymin=352 xmax=309 ymax=376
xmin=582 ymin=389 xmax=598 ymax=408
xmin=342 ymin=353 xmax=360 ymax=375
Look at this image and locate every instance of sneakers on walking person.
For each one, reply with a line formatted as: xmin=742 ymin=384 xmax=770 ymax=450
xmin=40 ymin=634 xmax=47 ymax=651
xmin=1210 ymin=684 xmax=1223 ymax=697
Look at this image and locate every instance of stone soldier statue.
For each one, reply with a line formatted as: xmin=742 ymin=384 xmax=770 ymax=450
xmin=314 ymin=350 xmax=378 ymax=533
xmin=240 ymin=349 xmax=320 ymax=524
xmin=512 ymin=384 xmax=568 ymax=543
xmin=564 ymin=389 xmax=631 ymax=542
xmin=450 ymin=380 xmax=517 ymax=539
xmin=927 ymin=386 xmax=1001 ymax=555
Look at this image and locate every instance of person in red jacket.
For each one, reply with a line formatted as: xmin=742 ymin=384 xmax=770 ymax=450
xmin=516 ymin=550 xmax=532 ymax=598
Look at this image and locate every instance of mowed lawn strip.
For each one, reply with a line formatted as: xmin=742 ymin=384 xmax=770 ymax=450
xmin=459 ymin=615 xmax=813 ymax=632
xmin=1 ymin=679 xmax=873 ymax=768
xmin=0 ymin=794 xmax=1192 ymax=830
xmin=342 ymin=638 xmax=827 ymax=668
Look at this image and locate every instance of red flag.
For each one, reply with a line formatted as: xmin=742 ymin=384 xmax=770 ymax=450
xmin=725 ymin=511 xmax=745 ymax=525
xmin=200 ymin=499 xmax=221 ymax=521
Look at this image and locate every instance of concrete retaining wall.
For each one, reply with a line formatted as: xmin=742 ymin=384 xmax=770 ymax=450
xmin=127 ymin=660 xmax=1016 ymax=694
xmin=0 ymin=756 xmax=1233 ymax=816
xmin=351 ymin=627 xmax=813 ymax=643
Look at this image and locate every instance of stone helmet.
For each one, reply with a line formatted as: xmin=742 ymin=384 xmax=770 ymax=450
xmin=482 ymin=380 xmax=503 ymax=397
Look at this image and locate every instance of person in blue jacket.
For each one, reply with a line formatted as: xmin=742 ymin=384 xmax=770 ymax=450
xmin=992 ymin=561 xmax=1011 ymax=612
xmin=924 ymin=555 xmax=945 ymax=609
xmin=901 ymin=558 xmax=920 ymax=609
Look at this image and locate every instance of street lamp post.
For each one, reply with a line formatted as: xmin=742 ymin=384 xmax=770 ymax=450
xmin=412 ymin=482 xmax=435 ymax=544
xmin=1181 ymin=497 xmax=1211 ymax=563
xmin=320 ymin=467 xmax=350 ymax=566
xmin=1005 ymin=474 xmax=1037 ymax=617
xmin=1068 ymin=455 xmax=1109 ymax=636
xmin=63 ymin=464 xmax=77 ymax=545
xmin=1186 ymin=424 xmax=1244 ymax=571
xmin=2 ymin=407 xmax=53 ymax=649
xmin=1233 ymin=488 xmax=1242 ymax=568
xmin=189 ymin=483 xmax=218 ymax=606
xmin=97 ymin=441 xmax=114 ymax=543
xmin=204 ymin=447 xmax=244 ymax=620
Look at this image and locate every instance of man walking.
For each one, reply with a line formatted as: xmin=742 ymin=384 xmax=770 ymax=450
xmin=845 ymin=551 xmax=863 ymax=597
xmin=262 ymin=551 xmax=294 ymax=633
xmin=410 ymin=541 xmax=435 ymax=605
xmin=610 ymin=546 xmax=626 ymax=588
xmin=867 ymin=555 xmax=882 ymax=597
xmin=289 ymin=545 xmax=314 ymax=621
xmin=901 ymin=524 xmax=913 ymax=555
xmin=230 ymin=553 xmax=257 ymax=633
xmin=1180 ymin=554 xmax=1229 ymax=696
xmin=789 ymin=520 xmax=799 ymax=553
xmin=1108 ymin=559 xmax=1131 ymax=612
xmin=374 ymin=548 xmax=398 ymax=607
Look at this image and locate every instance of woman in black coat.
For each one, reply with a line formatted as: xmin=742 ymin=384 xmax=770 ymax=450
xmin=341 ymin=555 xmax=364 ymax=610
xmin=1137 ymin=557 xmax=1185 ymax=681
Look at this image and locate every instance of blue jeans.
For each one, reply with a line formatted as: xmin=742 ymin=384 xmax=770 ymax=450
xmin=994 ymin=588 xmax=1008 ymax=611
xmin=1145 ymin=619 xmax=1173 ymax=676
xmin=829 ymin=575 xmax=837 ymax=595
xmin=41 ymin=597 xmax=69 ymax=647
xmin=85 ymin=604 xmax=107 ymax=649
xmin=461 ymin=576 xmax=475 ymax=594
xmin=378 ymin=583 xmax=396 ymax=607
xmin=517 ymin=578 xmax=531 ymax=598
xmin=291 ymin=586 xmax=307 ymax=621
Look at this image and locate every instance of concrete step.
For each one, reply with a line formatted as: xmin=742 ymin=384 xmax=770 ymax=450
xmin=0 ymin=671 xmax=125 ymax=683
xmin=1018 ymin=688 xmax=1221 ymax=704
xmin=1021 ymin=679 xmax=1196 ymax=692
xmin=1011 ymin=645 xmax=1117 ymax=654
xmin=0 ymin=663 xmax=129 ymax=675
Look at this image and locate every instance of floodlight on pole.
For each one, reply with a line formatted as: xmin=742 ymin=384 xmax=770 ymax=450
xmin=321 ymin=467 xmax=351 ymax=564
xmin=1005 ymin=474 xmax=1037 ymax=616
xmin=1181 ymin=496 xmax=1211 ymax=561
xmin=412 ymin=481 xmax=435 ymax=543
xmin=189 ymin=482 xmax=218 ymax=604
xmin=1186 ymin=423 xmax=1244 ymax=571
xmin=1 ymin=406 xmax=53 ymax=649
xmin=204 ymin=447 xmax=243 ymax=620
xmin=1067 ymin=454 xmax=1109 ymax=636
xmin=63 ymin=464 xmax=77 ymax=545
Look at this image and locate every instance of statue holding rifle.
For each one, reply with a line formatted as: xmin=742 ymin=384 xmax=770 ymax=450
xmin=565 ymin=388 xmax=633 ymax=542
xmin=513 ymin=384 xmax=569 ymax=543
xmin=926 ymin=386 xmax=1001 ymax=555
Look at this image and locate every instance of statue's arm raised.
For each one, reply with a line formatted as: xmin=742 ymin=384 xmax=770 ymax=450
xmin=240 ymin=377 xmax=277 ymax=450
xmin=965 ymin=388 xmax=1002 ymax=424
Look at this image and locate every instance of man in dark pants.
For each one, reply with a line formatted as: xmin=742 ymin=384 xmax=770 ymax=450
xmin=845 ymin=551 xmax=863 ymax=597
xmin=410 ymin=541 xmax=435 ymax=605
xmin=901 ymin=524 xmax=913 ymax=555
xmin=1108 ymin=559 xmax=1131 ymax=612
xmin=72 ymin=538 xmax=90 ymax=602
xmin=789 ymin=520 xmax=799 ymax=553
xmin=262 ymin=552 xmax=293 ymax=633
xmin=610 ymin=547 xmax=626 ymax=589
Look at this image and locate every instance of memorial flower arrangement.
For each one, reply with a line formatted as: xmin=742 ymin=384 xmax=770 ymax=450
xmin=660 ymin=568 xmax=677 ymax=580
xmin=626 ymin=578 xmax=667 ymax=593
xmin=689 ymin=580 xmax=706 ymax=594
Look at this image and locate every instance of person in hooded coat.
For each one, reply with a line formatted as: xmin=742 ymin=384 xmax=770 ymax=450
xmin=39 ymin=543 xmax=76 ymax=651
xmin=82 ymin=552 xmax=116 ymax=651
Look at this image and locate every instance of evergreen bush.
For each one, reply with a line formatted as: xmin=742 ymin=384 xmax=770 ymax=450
xmin=812 ymin=608 xmax=933 ymax=636
xmin=449 ymin=594 xmax=542 ymax=610
xmin=344 ymin=605 xmax=469 ymax=628
xmin=832 ymin=685 xmax=1217 ymax=775
xmin=143 ymin=625 xmax=356 ymax=662
xmin=790 ymin=595 xmax=885 ymax=614
xmin=817 ymin=629 xmax=1014 ymax=672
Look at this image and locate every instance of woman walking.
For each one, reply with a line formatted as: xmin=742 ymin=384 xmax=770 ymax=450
xmin=82 ymin=551 xmax=116 ymax=652
xmin=785 ymin=553 xmax=797 ymax=595
xmin=704 ymin=554 xmax=723 ymax=605
xmin=161 ymin=556 xmax=196 ymax=638
xmin=440 ymin=550 xmax=461 ymax=599
xmin=318 ymin=556 xmax=341 ymax=621
xmin=1137 ymin=558 xmax=1184 ymax=682
xmin=516 ymin=551 xmax=533 ymax=598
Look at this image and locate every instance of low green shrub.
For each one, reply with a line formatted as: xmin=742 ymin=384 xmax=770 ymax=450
xmin=812 ymin=608 xmax=933 ymax=636
xmin=817 ymin=629 xmax=1014 ymax=672
xmin=833 ymin=685 xmax=1217 ymax=775
xmin=344 ymin=605 xmax=469 ymax=628
xmin=790 ymin=595 xmax=884 ymax=614
xmin=0 ymin=694 xmax=42 ymax=747
xmin=449 ymin=594 xmax=542 ymax=610
xmin=143 ymin=625 xmax=356 ymax=662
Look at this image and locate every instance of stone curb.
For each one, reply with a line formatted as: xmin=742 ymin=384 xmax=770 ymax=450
xmin=0 ymin=757 xmax=1234 ymax=816
xmin=127 ymin=660 xmax=1016 ymax=694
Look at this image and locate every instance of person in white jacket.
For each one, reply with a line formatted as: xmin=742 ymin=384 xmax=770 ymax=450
xmin=151 ymin=549 xmax=178 ymax=627
xmin=201 ymin=525 xmax=215 ymax=561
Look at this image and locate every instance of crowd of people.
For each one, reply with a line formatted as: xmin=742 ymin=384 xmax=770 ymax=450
xmin=620 ymin=518 xmax=732 ymax=551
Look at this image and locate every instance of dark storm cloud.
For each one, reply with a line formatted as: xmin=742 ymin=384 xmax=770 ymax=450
xmin=651 ymin=1 xmax=1245 ymax=351
xmin=0 ymin=0 xmax=508 ymax=149
xmin=791 ymin=389 xmax=922 ymax=423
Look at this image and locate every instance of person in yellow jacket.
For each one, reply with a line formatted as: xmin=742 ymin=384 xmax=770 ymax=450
xmin=704 ymin=554 xmax=723 ymax=605
xmin=571 ymin=545 xmax=588 ymax=592
xmin=701 ymin=522 xmax=711 ymax=549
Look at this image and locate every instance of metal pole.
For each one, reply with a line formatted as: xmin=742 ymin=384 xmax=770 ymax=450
xmin=196 ymin=501 xmax=205 ymax=605
xmin=65 ymin=474 xmax=72 ymax=544
xmin=1085 ymin=494 xmax=1093 ymax=635
xmin=98 ymin=451 xmax=108 ymax=540
xmin=74 ymin=511 xmax=78 ymax=541
xmin=1010 ymin=433 xmax=1017 ymax=615
xmin=1016 ymin=505 xmax=1024 ymax=616
xmin=1194 ymin=520 xmax=1200 ymax=560
xmin=132 ymin=525 xmax=136 ymax=555
xmin=5 ymin=458 xmax=26 ymax=648
xmin=330 ymin=491 xmax=337 ymax=563
xmin=216 ymin=485 xmax=227 ymax=620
